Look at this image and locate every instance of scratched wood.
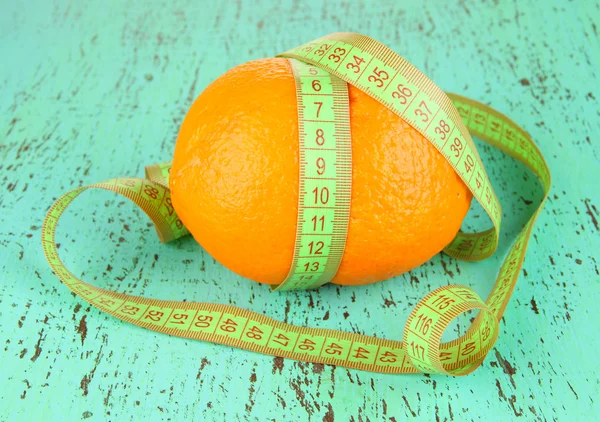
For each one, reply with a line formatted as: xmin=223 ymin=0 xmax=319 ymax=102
xmin=1 ymin=0 xmax=599 ymax=420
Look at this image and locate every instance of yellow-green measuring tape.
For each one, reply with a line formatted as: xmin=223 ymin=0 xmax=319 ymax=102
xmin=42 ymin=33 xmax=551 ymax=375
xmin=275 ymin=59 xmax=352 ymax=291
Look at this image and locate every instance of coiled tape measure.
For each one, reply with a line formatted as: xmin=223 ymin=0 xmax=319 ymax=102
xmin=42 ymin=33 xmax=551 ymax=375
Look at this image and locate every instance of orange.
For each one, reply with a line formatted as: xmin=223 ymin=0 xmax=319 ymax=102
xmin=170 ymin=58 xmax=472 ymax=286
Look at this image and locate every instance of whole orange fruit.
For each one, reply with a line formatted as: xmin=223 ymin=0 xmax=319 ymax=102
xmin=170 ymin=58 xmax=472 ymax=286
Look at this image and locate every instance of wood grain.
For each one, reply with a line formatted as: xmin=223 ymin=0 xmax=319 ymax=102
xmin=1 ymin=0 xmax=599 ymax=420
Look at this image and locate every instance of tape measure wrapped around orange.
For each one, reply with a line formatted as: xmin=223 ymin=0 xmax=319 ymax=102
xmin=42 ymin=32 xmax=551 ymax=375
xmin=170 ymin=58 xmax=472 ymax=286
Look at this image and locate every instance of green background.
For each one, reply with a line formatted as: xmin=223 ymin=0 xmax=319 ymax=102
xmin=1 ymin=0 xmax=598 ymax=420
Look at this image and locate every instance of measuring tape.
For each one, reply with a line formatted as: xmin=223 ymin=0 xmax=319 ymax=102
xmin=42 ymin=33 xmax=551 ymax=375
xmin=274 ymin=59 xmax=352 ymax=291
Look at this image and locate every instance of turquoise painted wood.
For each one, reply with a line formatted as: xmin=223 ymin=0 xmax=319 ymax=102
xmin=1 ymin=0 xmax=599 ymax=420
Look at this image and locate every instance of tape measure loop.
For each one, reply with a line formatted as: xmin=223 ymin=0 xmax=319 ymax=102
xmin=402 ymin=285 xmax=499 ymax=375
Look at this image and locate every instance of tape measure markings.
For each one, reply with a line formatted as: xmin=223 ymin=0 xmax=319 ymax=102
xmin=42 ymin=32 xmax=551 ymax=375
xmin=279 ymin=33 xmax=503 ymax=265
xmin=277 ymin=33 xmax=549 ymax=373
xmin=45 ymin=197 xmax=423 ymax=373
xmin=274 ymin=59 xmax=352 ymax=291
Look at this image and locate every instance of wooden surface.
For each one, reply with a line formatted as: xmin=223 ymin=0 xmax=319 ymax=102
xmin=1 ymin=0 xmax=599 ymax=420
